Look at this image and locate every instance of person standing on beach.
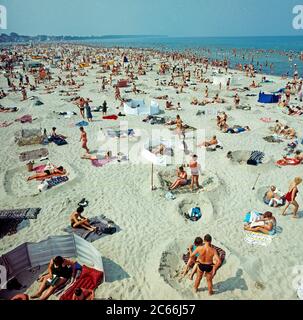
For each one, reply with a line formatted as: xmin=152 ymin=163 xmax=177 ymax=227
xmin=102 ymin=100 xmax=108 ymax=115
xmin=85 ymin=98 xmax=93 ymax=122
xmin=234 ymin=93 xmax=240 ymax=107
xmin=79 ymin=126 xmax=89 ymax=154
xmin=21 ymin=86 xmax=27 ymax=101
xmin=190 ymin=234 xmax=221 ymax=295
xmin=184 ymin=155 xmax=202 ymax=191
xmin=282 ymin=177 xmax=302 ymax=218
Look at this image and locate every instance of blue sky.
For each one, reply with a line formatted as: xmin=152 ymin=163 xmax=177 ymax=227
xmin=1 ymin=0 xmax=302 ymax=37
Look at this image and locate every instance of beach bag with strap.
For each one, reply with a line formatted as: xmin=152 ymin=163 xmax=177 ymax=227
xmin=188 ymin=207 xmax=202 ymax=221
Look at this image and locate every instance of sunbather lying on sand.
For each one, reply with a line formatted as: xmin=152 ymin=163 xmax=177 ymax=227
xmin=197 ymin=135 xmax=218 ymax=147
xmin=280 ymin=126 xmax=296 ymax=139
xmin=81 ymin=151 xmax=112 ymax=160
xmin=27 ymin=165 xmax=66 ymax=181
xmin=31 ymin=256 xmax=76 ymax=300
xmin=223 ymin=125 xmax=251 ymax=134
xmin=154 ymin=95 xmax=169 ymax=100
xmin=244 ymin=211 xmax=276 ymax=235
xmin=70 ymin=206 xmax=97 ymax=232
xmin=169 ymin=166 xmax=188 ymax=190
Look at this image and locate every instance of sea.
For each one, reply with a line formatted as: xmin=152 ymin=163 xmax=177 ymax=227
xmin=80 ymin=36 xmax=303 ymax=77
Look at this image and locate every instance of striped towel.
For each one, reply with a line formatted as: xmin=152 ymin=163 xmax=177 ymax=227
xmin=249 ymin=151 xmax=265 ymax=164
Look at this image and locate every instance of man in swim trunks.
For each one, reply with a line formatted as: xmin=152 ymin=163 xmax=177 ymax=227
xmin=190 ymin=234 xmax=221 ymax=295
xmin=79 ymin=126 xmax=89 ymax=154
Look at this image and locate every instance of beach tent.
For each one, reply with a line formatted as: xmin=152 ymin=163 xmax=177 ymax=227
xmin=258 ymin=92 xmax=280 ymax=104
xmin=124 ymin=99 xmax=160 ymax=116
xmin=0 ymin=234 xmax=105 ymax=289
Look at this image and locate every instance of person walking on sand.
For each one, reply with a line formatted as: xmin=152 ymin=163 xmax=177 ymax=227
xmin=79 ymin=126 xmax=89 ymax=154
xmin=282 ymin=177 xmax=302 ymax=218
xmin=85 ymin=98 xmax=93 ymax=122
xmin=190 ymin=234 xmax=221 ymax=295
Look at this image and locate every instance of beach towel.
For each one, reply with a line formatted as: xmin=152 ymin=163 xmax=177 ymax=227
xmin=75 ymin=121 xmax=89 ymax=127
xmin=15 ymin=115 xmax=32 ymax=124
xmin=48 ymin=136 xmax=68 ymax=146
xmin=91 ymin=157 xmax=116 ymax=167
xmin=0 ymin=219 xmax=23 ymax=239
xmin=46 ymin=176 xmax=69 ymax=188
xmin=19 ymin=148 xmax=49 ymax=162
xmin=60 ymin=265 xmax=103 ymax=300
xmin=244 ymin=231 xmax=273 ymax=247
xmin=63 ymin=216 xmax=117 ymax=242
xmin=260 ymin=117 xmax=272 ymax=123
xmin=263 ymin=136 xmax=283 ymax=143
xmin=182 ymin=245 xmax=226 ymax=267
xmin=103 ymin=115 xmax=118 ymax=120
xmin=247 ymin=151 xmax=265 ymax=165
xmin=0 ymin=208 xmax=41 ymax=220
xmin=276 ymin=158 xmax=301 ymax=166
xmin=33 ymin=164 xmax=47 ymax=173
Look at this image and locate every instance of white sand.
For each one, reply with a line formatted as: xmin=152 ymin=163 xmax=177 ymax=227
xmin=0 ymin=46 xmax=303 ymax=300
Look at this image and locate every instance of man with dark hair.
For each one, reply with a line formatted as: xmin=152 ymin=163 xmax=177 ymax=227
xmin=190 ymin=234 xmax=221 ymax=295
xmin=70 ymin=207 xmax=97 ymax=232
xmin=72 ymin=287 xmax=95 ymax=300
xmin=31 ymin=256 xmax=75 ymax=300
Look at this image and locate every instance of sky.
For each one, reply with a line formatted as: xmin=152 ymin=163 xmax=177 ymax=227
xmin=1 ymin=0 xmax=303 ymax=37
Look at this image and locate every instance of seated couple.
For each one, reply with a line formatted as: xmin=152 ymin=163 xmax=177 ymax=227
xmin=180 ymin=235 xmax=222 ymax=295
xmin=31 ymin=256 xmax=79 ymax=300
xmin=264 ymin=186 xmax=285 ymax=207
xmin=244 ymin=211 xmax=276 ymax=235
xmin=27 ymin=164 xmax=66 ymax=181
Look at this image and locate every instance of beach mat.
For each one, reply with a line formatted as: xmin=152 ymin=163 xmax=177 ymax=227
xmin=19 ymin=148 xmax=49 ymax=162
xmin=0 ymin=208 xmax=41 ymax=220
xmin=91 ymin=157 xmax=116 ymax=167
xmin=47 ymin=176 xmax=69 ymax=188
xmin=60 ymin=265 xmax=103 ymax=300
xmin=63 ymin=216 xmax=118 ymax=243
xmin=244 ymin=231 xmax=273 ymax=247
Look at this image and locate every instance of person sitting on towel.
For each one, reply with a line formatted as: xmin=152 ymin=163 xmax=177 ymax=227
xmin=244 ymin=211 xmax=276 ymax=235
xmin=169 ymin=166 xmax=188 ymax=190
xmin=72 ymin=287 xmax=95 ymax=300
xmin=50 ymin=127 xmax=66 ymax=140
xmin=264 ymin=186 xmax=284 ymax=207
xmin=27 ymin=165 xmax=66 ymax=181
xmin=197 ymin=136 xmax=218 ymax=148
xmin=31 ymin=256 xmax=76 ymax=300
xmin=70 ymin=206 xmax=97 ymax=232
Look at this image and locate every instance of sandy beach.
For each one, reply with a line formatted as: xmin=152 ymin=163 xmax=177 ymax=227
xmin=0 ymin=44 xmax=303 ymax=300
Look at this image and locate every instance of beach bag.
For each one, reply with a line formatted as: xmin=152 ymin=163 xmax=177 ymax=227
xmin=188 ymin=207 xmax=202 ymax=221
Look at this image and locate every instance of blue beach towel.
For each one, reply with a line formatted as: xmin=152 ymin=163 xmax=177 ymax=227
xmin=76 ymin=121 xmax=89 ymax=127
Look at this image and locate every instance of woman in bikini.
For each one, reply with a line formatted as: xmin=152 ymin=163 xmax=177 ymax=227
xmin=79 ymin=126 xmax=89 ymax=154
xmin=27 ymin=166 xmax=66 ymax=181
xmin=169 ymin=166 xmax=188 ymax=190
xmin=70 ymin=206 xmax=97 ymax=232
xmin=175 ymin=115 xmax=185 ymax=139
xmin=282 ymin=177 xmax=302 ymax=218
xmin=185 ymin=155 xmax=202 ymax=191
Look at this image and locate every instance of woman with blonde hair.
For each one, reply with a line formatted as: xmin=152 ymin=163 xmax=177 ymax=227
xmin=282 ymin=177 xmax=302 ymax=218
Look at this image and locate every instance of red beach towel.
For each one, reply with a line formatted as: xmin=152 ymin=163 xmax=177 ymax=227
xmin=103 ymin=115 xmax=118 ymax=120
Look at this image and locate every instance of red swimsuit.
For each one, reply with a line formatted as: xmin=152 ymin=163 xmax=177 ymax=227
xmin=285 ymin=188 xmax=298 ymax=202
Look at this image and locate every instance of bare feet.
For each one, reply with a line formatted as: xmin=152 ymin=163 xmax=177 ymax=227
xmin=30 ymin=293 xmax=41 ymax=299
